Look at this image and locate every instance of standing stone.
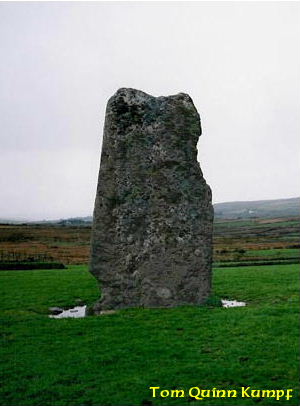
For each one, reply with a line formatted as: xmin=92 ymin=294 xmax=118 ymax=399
xmin=90 ymin=88 xmax=213 ymax=312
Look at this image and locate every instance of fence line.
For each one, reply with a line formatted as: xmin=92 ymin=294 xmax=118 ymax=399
xmin=0 ymin=250 xmax=55 ymax=263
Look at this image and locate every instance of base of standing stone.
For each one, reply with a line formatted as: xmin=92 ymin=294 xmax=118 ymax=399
xmin=92 ymin=274 xmax=212 ymax=313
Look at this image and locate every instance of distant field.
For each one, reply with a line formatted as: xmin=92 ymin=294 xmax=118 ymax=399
xmin=0 ymin=224 xmax=91 ymax=265
xmin=0 ymin=216 xmax=299 ymax=266
xmin=0 ymin=264 xmax=298 ymax=406
xmin=213 ymin=217 xmax=299 ymax=265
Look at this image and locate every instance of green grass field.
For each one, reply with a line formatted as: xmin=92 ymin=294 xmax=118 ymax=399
xmin=1 ymin=264 xmax=299 ymax=406
xmin=245 ymin=248 xmax=299 ymax=258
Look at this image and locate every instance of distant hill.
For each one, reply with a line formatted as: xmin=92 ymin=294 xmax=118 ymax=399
xmin=30 ymin=216 xmax=93 ymax=226
xmin=1 ymin=197 xmax=299 ymax=225
xmin=44 ymin=197 xmax=300 ymax=222
xmin=0 ymin=217 xmax=29 ymax=224
xmin=214 ymin=197 xmax=300 ymax=219
xmin=56 ymin=216 xmax=92 ymax=226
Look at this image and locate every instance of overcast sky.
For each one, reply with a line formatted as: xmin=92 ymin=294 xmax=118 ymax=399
xmin=0 ymin=1 xmax=299 ymax=220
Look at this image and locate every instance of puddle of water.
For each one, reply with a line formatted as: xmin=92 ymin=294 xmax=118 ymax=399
xmin=49 ymin=305 xmax=87 ymax=319
xmin=48 ymin=301 xmax=246 ymax=317
xmin=222 ymin=299 xmax=246 ymax=308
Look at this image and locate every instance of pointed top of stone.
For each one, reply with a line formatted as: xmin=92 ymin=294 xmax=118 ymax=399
xmin=109 ymin=87 xmax=195 ymax=107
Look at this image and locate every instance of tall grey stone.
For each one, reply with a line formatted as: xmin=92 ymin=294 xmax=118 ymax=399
xmin=90 ymin=88 xmax=213 ymax=312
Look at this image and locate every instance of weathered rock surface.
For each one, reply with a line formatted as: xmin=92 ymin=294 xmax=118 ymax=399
xmin=90 ymin=88 xmax=213 ymax=312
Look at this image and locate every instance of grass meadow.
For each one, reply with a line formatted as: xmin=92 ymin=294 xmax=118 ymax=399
xmin=1 ymin=263 xmax=299 ymax=406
